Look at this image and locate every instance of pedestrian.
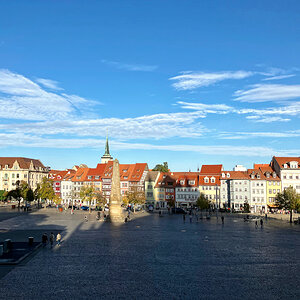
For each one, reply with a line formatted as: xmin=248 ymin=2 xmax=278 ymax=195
xmin=265 ymin=214 xmax=268 ymax=220
xmin=84 ymin=215 xmax=88 ymax=222
xmin=189 ymin=213 xmax=192 ymax=223
xmin=42 ymin=233 xmax=48 ymax=247
xmin=183 ymin=214 xmax=186 ymax=223
xmin=221 ymin=216 xmax=224 ymax=224
xmin=255 ymin=220 xmax=258 ymax=229
xmin=49 ymin=232 xmax=54 ymax=248
xmin=260 ymin=218 xmax=263 ymax=228
xmin=56 ymin=232 xmax=61 ymax=246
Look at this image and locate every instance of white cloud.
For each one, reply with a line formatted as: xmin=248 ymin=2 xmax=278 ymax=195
xmin=35 ymin=78 xmax=63 ymax=90
xmin=0 ymin=111 xmax=207 ymax=139
xmin=0 ymin=132 xmax=298 ymax=157
xmin=169 ymin=70 xmax=254 ymax=90
xmin=262 ymin=74 xmax=295 ymax=81
xmin=246 ymin=116 xmax=291 ymax=123
xmin=0 ymin=69 xmax=98 ymax=120
xmin=219 ymin=131 xmax=300 ymax=140
xmin=101 ymin=59 xmax=158 ymax=72
xmin=234 ymin=84 xmax=300 ymax=102
xmin=177 ymin=101 xmax=233 ymax=114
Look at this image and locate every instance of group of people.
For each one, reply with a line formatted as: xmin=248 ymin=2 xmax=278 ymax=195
xmin=42 ymin=232 xmax=61 ymax=248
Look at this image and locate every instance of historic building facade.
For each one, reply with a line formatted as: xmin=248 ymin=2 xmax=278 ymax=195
xmin=0 ymin=157 xmax=49 ymax=191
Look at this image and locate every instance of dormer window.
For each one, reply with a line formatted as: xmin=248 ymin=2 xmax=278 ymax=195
xmin=88 ymin=176 xmax=92 ymax=180
xmin=211 ymin=178 xmax=215 ymax=183
xmin=284 ymin=164 xmax=288 ymax=168
xmin=266 ymin=172 xmax=270 ymax=178
xmin=257 ymin=174 xmax=260 ymax=179
xmin=251 ymin=174 xmax=254 ymax=179
xmin=222 ymin=173 xmax=225 ymax=178
xmin=226 ymin=173 xmax=230 ymax=178
xmin=180 ymin=180 xmax=185 ymax=185
xmin=188 ymin=180 xmax=195 ymax=185
xmin=204 ymin=177 xmax=209 ymax=183
xmin=289 ymin=161 xmax=298 ymax=169
xmin=5 ymin=165 xmax=8 ymax=169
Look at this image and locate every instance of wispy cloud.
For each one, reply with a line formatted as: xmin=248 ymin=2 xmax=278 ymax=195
xmin=234 ymin=84 xmax=300 ymax=103
xmin=101 ymin=59 xmax=158 ymax=72
xmin=0 ymin=132 xmax=298 ymax=157
xmin=0 ymin=69 xmax=98 ymax=120
xmin=262 ymin=74 xmax=296 ymax=81
xmin=219 ymin=131 xmax=300 ymax=140
xmin=245 ymin=116 xmax=291 ymax=123
xmin=169 ymin=70 xmax=254 ymax=90
xmin=35 ymin=78 xmax=63 ymax=90
xmin=0 ymin=111 xmax=207 ymax=140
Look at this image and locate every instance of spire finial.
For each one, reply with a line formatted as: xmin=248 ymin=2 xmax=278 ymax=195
xmin=105 ymin=135 xmax=110 ymax=155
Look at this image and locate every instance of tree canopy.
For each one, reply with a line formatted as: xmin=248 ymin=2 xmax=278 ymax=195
xmin=275 ymin=186 xmax=300 ymax=223
xmin=123 ymin=186 xmax=146 ymax=207
xmin=196 ymin=193 xmax=210 ymax=210
xmin=152 ymin=162 xmax=169 ymax=172
xmin=80 ymin=185 xmax=95 ymax=213
xmin=39 ymin=177 xmax=55 ymax=204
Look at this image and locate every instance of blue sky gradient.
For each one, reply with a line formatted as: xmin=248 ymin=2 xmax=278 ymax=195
xmin=0 ymin=0 xmax=299 ymax=170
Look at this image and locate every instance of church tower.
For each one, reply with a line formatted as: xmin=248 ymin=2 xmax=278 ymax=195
xmin=101 ymin=136 xmax=113 ymax=164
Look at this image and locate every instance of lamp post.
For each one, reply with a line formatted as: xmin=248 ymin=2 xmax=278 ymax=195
xmin=215 ymin=183 xmax=218 ymax=219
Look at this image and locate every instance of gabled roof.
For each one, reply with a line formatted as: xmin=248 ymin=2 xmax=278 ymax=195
xmin=246 ymin=169 xmax=265 ymax=180
xmin=145 ymin=171 xmax=160 ymax=182
xmin=199 ymin=175 xmax=220 ymax=186
xmin=220 ymin=171 xmax=248 ymax=180
xmin=172 ymin=172 xmax=199 ymax=187
xmin=72 ymin=168 xmax=90 ymax=182
xmin=258 ymin=166 xmax=280 ymax=181
xmin=273 ymin=157 xmax=300 ymax=169
xmin=0 ymin=157 xmax=46 ymax=170
xmin=155 ymin=172 xmax=176 ymax=188
xmin=200 ymin=164 xmax=223 ymax=174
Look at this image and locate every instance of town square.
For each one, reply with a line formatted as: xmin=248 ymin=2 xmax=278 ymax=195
xmin=0 ymin=1 xmax=299 ymax=299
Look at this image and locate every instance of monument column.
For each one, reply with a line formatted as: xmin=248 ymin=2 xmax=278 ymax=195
xmin=109 ymin=159 xmax=124 ymax=223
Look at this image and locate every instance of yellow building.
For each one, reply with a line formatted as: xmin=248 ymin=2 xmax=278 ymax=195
xmin=0 ymin=157 xmax=49 ymax=192
xmin=258 ymin=166 xmax=281 ymax=209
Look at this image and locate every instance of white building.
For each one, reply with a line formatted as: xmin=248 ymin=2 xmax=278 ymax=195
xmin=272 ymin=156 xmax=300 ymax=193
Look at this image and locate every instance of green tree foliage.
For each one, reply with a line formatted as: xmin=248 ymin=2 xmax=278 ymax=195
xmin=243 ymin=201 xmax=250 ymax=213
xmin=0 ymin=190 xmax=6 ymax=202
xmin=80 ymin=185 xmax=95 ymax=213
xmin=26 ymin=188 xmax=34 ymax=203
xmin=123 ymin=186 xmax=146 ymax=209
xmin=152 ymin=162 xmax=169 ymax=172
xmin=196 ymin=193 xmax=210 ymax=210
xmin=94 ymin=190 xmax=106 ymax=208
xmin=4 ymin=180 xmax=29 ymax=208
xmin=275 ymin=186 xmax=300 ymax=223
xmin=39 ymin=177 xmax=55 ymax=207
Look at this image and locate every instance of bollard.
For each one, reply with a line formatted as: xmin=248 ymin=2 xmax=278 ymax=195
xmin=28 ymin=237 xmax=34 ymax=246
xmin=0 ymin=245 xmax=3 ymax=256
xmin=3 ymin=239 xmax=12 ymax=253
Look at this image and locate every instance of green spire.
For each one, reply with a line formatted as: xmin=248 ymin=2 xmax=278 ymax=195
xmin=105 ymin=135 xmax=110 ymax=155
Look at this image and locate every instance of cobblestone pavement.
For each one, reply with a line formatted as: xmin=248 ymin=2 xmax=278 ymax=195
xmin=0 ymin=209 xmax=299 ymax=299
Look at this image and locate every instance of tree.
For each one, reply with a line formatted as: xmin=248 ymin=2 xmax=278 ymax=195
xmin=196 ymin=193 xmax=210 ymax=210
xmin=275 ymin=187 xmax=300 ymax=223
xmin=80 ymin=185 xmax=95 ymax=213
xmin=39 ymin=177 xmax=55 ymax=207
xmin=94 ymin=190 xmax=106 ymax=209
xmin=34 ymin=184 xmax=41 ymax=208
xmin=53 ymin=194 xmax=62 ymax=205
xmin=0 ymin=190 xmax=6 ymax=202
xmin=123 ymin=186 xmax=146 ymax=211
xmin=152 ymin=162 xmax=169 ymax=172
xmin=243 ymin=201 xmax=250 ymax=213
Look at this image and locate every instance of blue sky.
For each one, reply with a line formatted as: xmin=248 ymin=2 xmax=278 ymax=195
xmin=0 ymin=0 xmax=299 ymax=171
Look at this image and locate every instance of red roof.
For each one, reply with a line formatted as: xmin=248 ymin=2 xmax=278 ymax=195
xmin=155 ymin=172 xmax=176 ymax=188
xmin=199 ymin=175 xmax=220 ymax=186
xmin=254 ymin=164 xmax=269 ymax=169
xmin=220 ymin=171 xmax=248 ymax=180
xmin=200 ymin=164 xmax=223 ymax=174
xmin=273 ymin=157 xmax=300 ymax=169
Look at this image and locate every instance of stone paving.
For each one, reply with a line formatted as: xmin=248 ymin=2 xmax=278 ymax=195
xmin=0 ymin=209 xmax=299 ymax=299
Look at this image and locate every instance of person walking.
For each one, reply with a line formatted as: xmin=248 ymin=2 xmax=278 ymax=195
xmin=221 ymin=215 xmax=224 ymax=224
xmin=42 ymin=233 xmax=48 ymax=247
xmin=260 ymin=218 xmax=264 ymax=228
xmin=183 ymin=214 xmax=186 ymax=223
xmin=56 ymin=233 xmax=62 ymax=246
xmin=189 ymin=212 xmax=192 ymax=223
xmin=49 ymin=232 xmax=54 ymax=248
xmin=255 ymin=220 xmax=258 ymax=229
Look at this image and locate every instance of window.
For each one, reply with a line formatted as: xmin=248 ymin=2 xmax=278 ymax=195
xmin=289 ymin=176 xmax=293 ymax=179
xmin=269 ymin=189 xmax=272 ymax=194
xmin=283 ymin=176 xmax=286 ymax=179
xmin=204 ymin=178 xmax=209 ymax=183
xmin=188 ymin=180 xmax=195 ymax=185
xmin=148 ymin=185 xmax=152 ymax=189
xmin=211 ymin=178 xmax=215 ymax=183
xmin=12 ymin=174 xmax=15 ymax=178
